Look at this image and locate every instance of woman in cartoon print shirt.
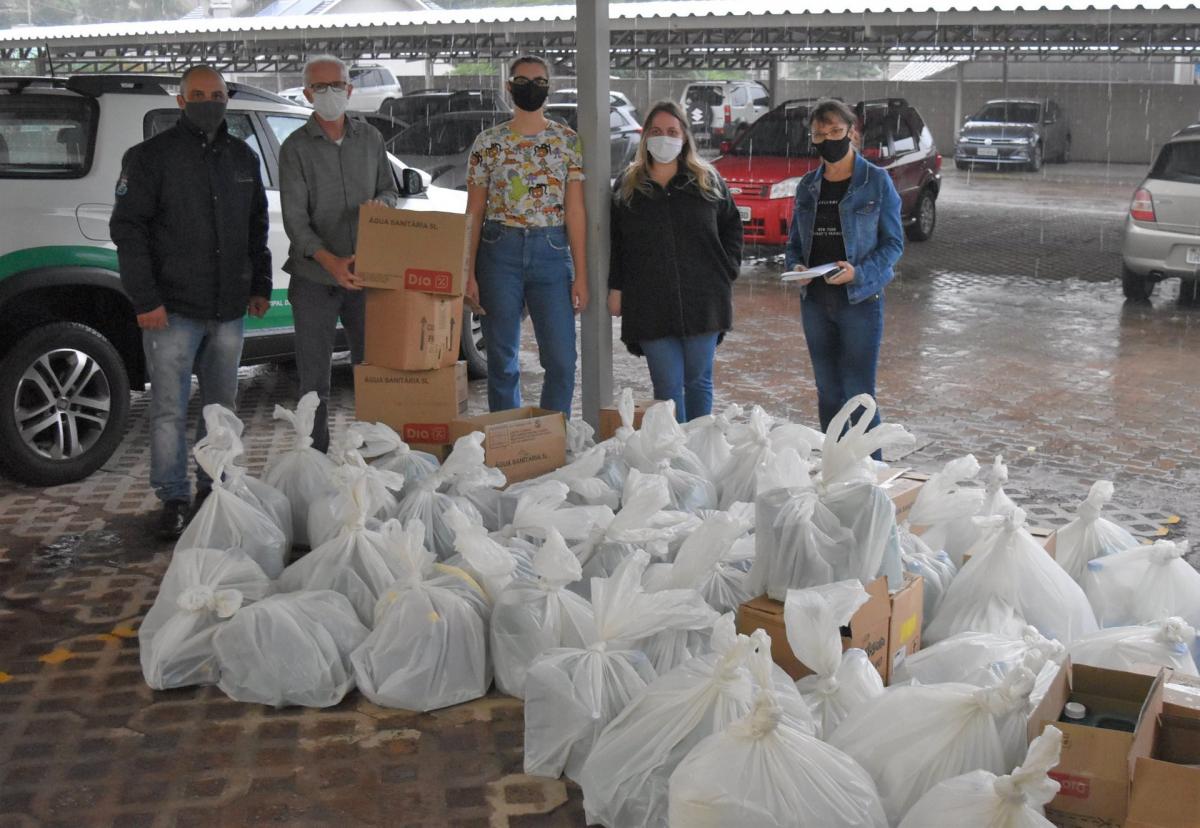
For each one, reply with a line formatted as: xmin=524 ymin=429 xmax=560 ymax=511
xmin=465 ymin=55 xmax=588 ymax=415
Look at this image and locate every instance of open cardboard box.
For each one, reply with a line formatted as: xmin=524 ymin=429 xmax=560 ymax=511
xmin=1126 ymin=672 xmax=1200 ymax=828
xmin=737 ymin=576 xmax=891 ymax=681
xmin=1029 ymin=660 xmax=1166 ymax=827
xmin=448 ymin=407 xmax=567 ymax=485
xmin=879 ymin=470 xmax=928 ymax=525
xmin=886 ymin=572 xmax=924 ymax=684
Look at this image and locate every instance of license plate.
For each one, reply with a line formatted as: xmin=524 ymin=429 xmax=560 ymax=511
xmin=738 ymin=206 xmax=752 ymax=222
xmin=977 ymin=147 xmax=999 ymax=157
xmin=1187 ymin=247 xmax=1200 ymax=265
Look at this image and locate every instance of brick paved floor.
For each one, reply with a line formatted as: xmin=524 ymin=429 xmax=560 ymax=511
xmin=0 ymin=163 xmax=1196 ymax=826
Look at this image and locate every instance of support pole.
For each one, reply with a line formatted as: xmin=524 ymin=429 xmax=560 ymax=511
xmin=575 ymin=0 xmax=613 ymax=428
xmin=768 ymin=57 xmax=780 ymax=106
xmin=953 ymin=62 xmax=964 ymax=141
xmin=1001 ymin=49 xmax=1009 ymax=102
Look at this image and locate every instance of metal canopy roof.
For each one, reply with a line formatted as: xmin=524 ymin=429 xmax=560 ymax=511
xmin=2 ymin=0 xmax=1198 ymax=72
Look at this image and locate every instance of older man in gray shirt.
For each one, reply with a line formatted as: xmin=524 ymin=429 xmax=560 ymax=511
xmin=279 ymin=54 xmax=398 ymax=453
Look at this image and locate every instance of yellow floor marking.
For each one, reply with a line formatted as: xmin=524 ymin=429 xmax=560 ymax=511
xmin=0 ymin=672 xmax=12 ymax=683
xmin=111 ymin=625 xmax=138 ymax=639
xmin=39 ymin=648 xmax=74 ymax=665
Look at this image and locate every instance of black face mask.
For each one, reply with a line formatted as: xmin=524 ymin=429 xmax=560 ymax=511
xmin=510 ymin=82 xmax=549 ymax=113
xmin=816 ymin=135 xmax=852 ymax=164
xmin=185 ymin=100 xmax=227 ymax=136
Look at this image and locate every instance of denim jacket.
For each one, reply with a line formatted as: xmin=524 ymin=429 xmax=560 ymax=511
xmin=783 ymin=153 xmax=904 ymax=304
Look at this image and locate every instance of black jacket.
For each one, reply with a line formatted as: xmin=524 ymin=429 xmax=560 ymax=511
xmin=110 ymin=114 xmax=271 ymax=320
xmin=609 ymin=170 xmax=743 ymax=356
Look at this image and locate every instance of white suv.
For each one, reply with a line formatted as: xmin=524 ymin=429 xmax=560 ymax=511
xmin=0 ymin=74 xmax=465 ymax=486
xmin=681 ymin=80 xmax=771 ymax=145
xmin=279 ymin=63 xmax=403 ymax=113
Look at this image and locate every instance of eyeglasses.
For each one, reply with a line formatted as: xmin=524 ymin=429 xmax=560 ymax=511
xmin=811 ymin=126 xmax=850 ymax=142
xmin=309 ymin=81 xmax=348 ymax=93
xmin=509 ymin=76 xmax=550 ymax=89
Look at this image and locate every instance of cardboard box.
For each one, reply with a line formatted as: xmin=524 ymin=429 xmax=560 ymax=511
xmin=364 ymin=287 xmax=463 ymax=372
xmin=597 ymin=400 xmax=657 ymax=441
xmin=1031 ymin=661 xmax=1166 ymax=826
xmin=884 ymin=472 xmax=928 ymax=525
xmin=886 ymin=573 xmax=924 ymax=684
xmin=736 ymin=576 xmax=891 ymax=681
xmin=1127 ymin=672 xmax=1200 ymax=828
xmin=355 ymin=204 xmax=469 ymax=295
xmin=449 ymin=407 xmax=567 ymax=485
xmin=354 ymin=362 xmax=468 ymax=455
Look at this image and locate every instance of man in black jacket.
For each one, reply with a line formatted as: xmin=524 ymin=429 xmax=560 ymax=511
xmin=110 ymin=65 xmax=271 ymax=539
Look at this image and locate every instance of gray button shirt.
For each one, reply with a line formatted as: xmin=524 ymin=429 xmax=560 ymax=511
xmin=278 ymin=115 xmax=399 ymax=286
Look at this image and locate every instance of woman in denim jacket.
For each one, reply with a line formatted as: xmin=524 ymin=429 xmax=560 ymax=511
xmin=784 ymin=98 xmax=904 ymax=435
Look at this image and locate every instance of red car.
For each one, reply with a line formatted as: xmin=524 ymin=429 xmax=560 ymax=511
xmin=713 ymin=97 xmax=942 ymax=247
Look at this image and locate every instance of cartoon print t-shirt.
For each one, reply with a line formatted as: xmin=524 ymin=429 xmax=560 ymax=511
xmin=466 ymin=119 xmax=585 ymax=227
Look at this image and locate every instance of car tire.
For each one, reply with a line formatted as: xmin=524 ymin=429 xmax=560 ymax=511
xmin=1028 ymin=143 xmax=1044 ymax=172
xmin=461 ymin=308 xmax=488 ymax=380
xmin=906 ymin=188 xmax=937 ymax=242
xmin=1121 ymin=268 xmax=1156 ymax=302
xmin=0 ymin=321 xmax=131 ymax=487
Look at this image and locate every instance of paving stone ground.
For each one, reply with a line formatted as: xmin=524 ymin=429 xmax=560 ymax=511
xmin=1 ymin=163 xmax=1197 ymax=827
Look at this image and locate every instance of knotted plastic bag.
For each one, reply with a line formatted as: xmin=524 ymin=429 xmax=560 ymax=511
xmin=346 ymin=420 xmax=440 ymax=499
xmin=595 ymin=388 xmax=638 ymax=493
xmin=394 ymin=433 xmax=487 ymax=560
xmin=899 ymin=529 xmax=958 ymax=624
xmin=572 ymin=469 xmax=675 ymax=597
xmin=623 ymin=402 xmax=718 ymax=514
xmin=351 ymin=519 xmax=492 ymax=712
xmin=566 ymin=417 xmax=597 ymax=463
xmin=1082 ymin=539 xmax=1200 ymax=631
xmin=581 ymin=618 xmax=816 ymax=828
xmin=718 ymin=406 xmax=822 ymax=509
xmin=263 ymin=392 xmax=337 ymax=547
xmin=785 ymin=581 xmax=885 ymax=738
xmin=904 ymin=454 xmax=984 ymax=568
xmin=830 ymin=666 xmax=1039 ymax=825
xmin=1056 ymin=481 xmax=1139 ymax=583
xmin=1068 ymin=618 xmax=1198 ymax=677
xmin=491 ymin=529 xmax=597 ymax=698
xmin=685 ymin=403 xmax=743 ymax=481
xmin=897 ymin=725 xmax=1063 ymax=828
xmin=179 ymin=420 xmax=289 ymax=577
xmin=523 ymin=550 xmax=718 ymax=781
xmin=140 ymin=547 xmax=272 ymax=690
xmin=496 ymin=480 xmax=615 ymax=547
xmin=443 ymin=503 xmax=518 ymax=603
xmin=892 ymin=626 xmax=1066 ymax=691
xmin=213 ymin=590 xmax=368 ymax=708
xmin=644 ymin=511 xmax=755 ymax=615
xmin=926 ymin=508 xmax=1098 ymax=645
xmin=307 ymin=444 xmax=404 ymax=550
xmin=504 ymin=446 xmax=621 ymax=514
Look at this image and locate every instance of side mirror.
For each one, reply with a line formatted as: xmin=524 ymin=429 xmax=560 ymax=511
xmin=719 ymin=140 xmax=732 ymax=155
xmin=401 ymin=168 xmax=425 ymax=196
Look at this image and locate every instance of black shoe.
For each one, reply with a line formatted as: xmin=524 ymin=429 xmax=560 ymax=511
xmin=157 ymin=499 xmax=190 ymax=541
xmin=191 ymin=487 xmax=212 ymax=518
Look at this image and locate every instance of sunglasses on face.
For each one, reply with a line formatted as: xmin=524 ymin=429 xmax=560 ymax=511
xmin=509 ymin=76 xmax=550 ymax=89
xmin=309 ymin=81 xmax=348 ymax=93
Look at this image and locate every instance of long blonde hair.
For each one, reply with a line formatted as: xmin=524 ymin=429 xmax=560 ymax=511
xmin=617 ymin=100 xmax=722 ymax=204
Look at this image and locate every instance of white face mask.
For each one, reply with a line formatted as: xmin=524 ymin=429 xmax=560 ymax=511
xmin=311 ymin=87 xmax=350 ymax=121
xmin=646 ymin=135 xmax=684 ymax=165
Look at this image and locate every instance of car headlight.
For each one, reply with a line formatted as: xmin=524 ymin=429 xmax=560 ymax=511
xmin=1010 ymin=136 xmax=1031 ymax=145
xmin=769 ymin=177 xmax=802 ymax=200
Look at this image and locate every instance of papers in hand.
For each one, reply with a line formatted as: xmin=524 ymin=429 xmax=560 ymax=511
xmin=782 ymin=263 xmax=842 ymax=282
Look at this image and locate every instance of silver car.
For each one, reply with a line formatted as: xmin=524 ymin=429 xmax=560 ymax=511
xmin=387 ymin=110 xmax=510 ymax=191
xmin=1121 ymin=124 xmax=1200 ymax=300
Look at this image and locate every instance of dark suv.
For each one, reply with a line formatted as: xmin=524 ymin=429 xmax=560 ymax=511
xmin=954 ymin=99 xmax=1071 ymax=172
xmin=713 ymin=97 xmax=942 ymax=246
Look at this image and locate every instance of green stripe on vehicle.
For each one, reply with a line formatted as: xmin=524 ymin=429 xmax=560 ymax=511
xmin=246 ymin=288 xmax=295 ymax=331
xmin=0 ymin=245 xmax=120 ymax=282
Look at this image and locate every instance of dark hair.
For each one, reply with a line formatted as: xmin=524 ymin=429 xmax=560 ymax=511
xmin=809 ymin=98 xmax=857 ymax=130
xmin=509 ymin=55 xmax=550 ymax=79
xmin=179 ymin=64 xmax=225 ymax=95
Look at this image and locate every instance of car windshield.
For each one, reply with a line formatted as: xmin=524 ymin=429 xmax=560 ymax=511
xmin=0 ymin=93 xmax=97 ymax=178
xmin=729 ymin=105 xmax=813 ymax=157
xmin=388 ymin=116 xmax=496 ymax=155
xmin=1149 ymin=140 xmax=1200 ymax=184
xmin=972 ymin=103 xmax=1041 ymax=124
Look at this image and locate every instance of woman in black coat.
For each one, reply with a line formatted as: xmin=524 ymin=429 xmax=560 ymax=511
xmin=608 ymin=100 xmax=744 ymax=423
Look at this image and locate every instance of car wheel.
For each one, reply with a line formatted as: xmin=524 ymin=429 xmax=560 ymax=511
xmin=461 ymin=308 xmax=488 ymax=380
xmin=1028 ymin=143 xmax=1044 ymax=172
xmin=1121 ymin=267 xmax=1155 ymax=302
xmin=0 ymin=321 xmax=131 ymax=487
xmin=906 ymin=189 xmax=937 ymax=242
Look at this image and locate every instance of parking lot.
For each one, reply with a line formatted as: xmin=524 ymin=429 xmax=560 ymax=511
xmin=0 ymin=162 xmax=1197 ymax=826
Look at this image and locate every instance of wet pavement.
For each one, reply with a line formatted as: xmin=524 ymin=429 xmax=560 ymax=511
xmin=1 ymin=163 xmax=1197 ymax=826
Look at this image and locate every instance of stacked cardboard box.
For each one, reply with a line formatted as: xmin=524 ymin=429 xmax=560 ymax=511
xmin=352 ymin=205 xmax=469 ymax=459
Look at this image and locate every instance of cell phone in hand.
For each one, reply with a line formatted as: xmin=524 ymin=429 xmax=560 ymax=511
xmin=822 ymin=267 xmax=845 ymax=283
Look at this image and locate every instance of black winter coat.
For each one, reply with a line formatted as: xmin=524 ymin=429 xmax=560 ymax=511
xmin=609 ymin=171 xmax=743 ymax=356
xmin=110 ymin=114 xmax=271 ymax=320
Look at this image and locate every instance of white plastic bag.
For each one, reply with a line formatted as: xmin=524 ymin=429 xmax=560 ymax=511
xmin=830 ymin=667 xmax=1038 ymax=825
xmin=595 ymin=388 xmax=638 ymax=493
xmin=926 ymin=508 xmax=1099 ymax=645
xmin=1056 ymin=481 xmax=1138 ymax=583
xmin=263 ymin=392 xmax=337 ymax=547
xmin=981 ymin=455 xmax=1019 ymax=517
xmin=306 ymin=447 xmax=404 ymax=550
xmin=667 ymin=652 xmax=887 ymax=828
xmin=140 ymin=547 xmax=272 ymax=690
xmin=394 ymin=434 xmax=487 ymax=560
xmin=644 ymin=512 xmax=755 ymax=614
xmin=624 ymin=402 xmax=718 ymax=514
xmin=497 ymin=480 xmax=615 ymax=547
xmin=573 ymin=469 xmax=675 ymax=595
xmin=444 ymin=503 xmax=518 ymax=603
xmin=566 ymin=417 xmax=597 ymax=463
xmin=905 ymin=454 xmax=984 ymax=568
xmin=685 ymin=403 xmax=743 ymax=481
xmin=785 ymin=581 xmax=885 ymax=738
xmin=749 ymin=486 xmax=854 ymax=600
xmin=1068 ymin=618 xmax=1198 ymax=677
xmin=900 ymin=530 xmax=958 ymax=623
xmin=213 ymin=590 xmax=368 ymax=708
xmin=179 ymin=427 xmax=289 ymax=578
xmin=491 ymin=529 xmax=597 ymax=698
xmin=581 ymin=618 xmax=816 ymax=828
xmin=505 ymin=447 xmax=621 ymax=514
xmin=351 ymin=520 xmax=492 ymax=712
xmin=718 ymin=406 xmax=822 ymax=509
xmin=523 ymin=550 xmax=718 ymax=781
xmin=892 ymin=627 xmax=1066 ymax=690
xmin=1082 ymin=539 xmax=1200 ymax=630
xmin=346 ymin=420 xmax=440 ymax=498
xmin=897 ymin=725 xmax=1063 ymax=828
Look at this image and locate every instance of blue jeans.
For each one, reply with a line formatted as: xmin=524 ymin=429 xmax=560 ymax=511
xmin=800 ymin=284 xmax=884 ymax=437
xmin=142 ymin=314 xmax=244 ymax=503
xmin=475 ymin=221 xmax=577 ymax=414
xmin=640 ymin=333 xmax=719 ymax=423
